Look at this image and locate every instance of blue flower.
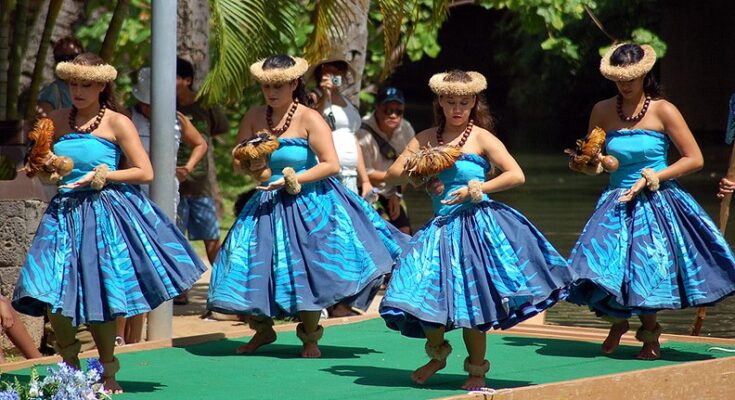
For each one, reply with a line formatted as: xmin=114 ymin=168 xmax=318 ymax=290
xmin=1 ymin=360 xmax=110 ymax=400
xmin=86 ymin=358 xmax=104 ymax=379
xmin=0 ymin=389 xmax=20 ymax=400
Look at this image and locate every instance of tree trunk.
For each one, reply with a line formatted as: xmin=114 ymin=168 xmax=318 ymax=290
xmin=100 ymin=0 xmax=132 ymax=62
xmin=6 ymin=0 xmax=29 ymax=120
xmin=20 ymin=0 xmax=85 ymax=101
xmin=0 ymin=1 xmax=12 ymax=120
xmin=177 ymin=0 xmax=210 ymax=89
xmin=24 ymin=0 xmax=64 ymax=121
xmin=329 ymin=0 xmax=369 ymax=107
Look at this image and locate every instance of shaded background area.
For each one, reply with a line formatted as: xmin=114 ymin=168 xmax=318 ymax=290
xmin=385 ymin=0 xmax=735 ymax=149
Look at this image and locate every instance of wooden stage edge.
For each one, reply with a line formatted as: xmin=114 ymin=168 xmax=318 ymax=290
xmin=438 ymin=356 xmax=735 ymax=400
xmin=2 ymin=314 xmax=734 ymax=400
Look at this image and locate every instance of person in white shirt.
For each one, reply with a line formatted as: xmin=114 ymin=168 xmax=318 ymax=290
xmin=310 ymin=57 xmax=373 ymax=198
xmin=357 ymin=86 xmax=415 ymax=234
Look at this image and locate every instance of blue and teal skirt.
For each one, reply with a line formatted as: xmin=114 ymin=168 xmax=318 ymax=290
xmin=13 ymin=184 xmax=207 ymax=325
xmin=207 ymin=177 xmax=408 ymax=317
xmin=380 ymin=200 xmax=572 ymax=338
xmin=568 ymin=181 xmax=735 ymax=318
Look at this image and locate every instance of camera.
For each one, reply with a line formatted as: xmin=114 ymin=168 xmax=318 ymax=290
xmin=331 ymin=75 xmax=343 ymax=87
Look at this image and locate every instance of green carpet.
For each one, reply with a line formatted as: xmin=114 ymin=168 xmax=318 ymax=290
xmin=3 ymin=318 xmax=733 ymax=399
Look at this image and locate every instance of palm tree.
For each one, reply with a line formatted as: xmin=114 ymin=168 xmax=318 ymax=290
xmin=200 ymin=0 xmax=451 ymax=105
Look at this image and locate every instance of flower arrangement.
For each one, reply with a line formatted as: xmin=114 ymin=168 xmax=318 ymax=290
xmin=0 ymin=359 xmax=110 ymax=400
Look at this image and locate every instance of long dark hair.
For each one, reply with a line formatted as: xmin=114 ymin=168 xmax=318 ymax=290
xmin=70 ymin=53 xmax=122 ymax=111
xmin=432 ymin=70 xmax=494 ymax=131
xmin=609 ymin=44 xmax=664 ymax=99
xmin=262 ymin=55 xmax=313 ymax=107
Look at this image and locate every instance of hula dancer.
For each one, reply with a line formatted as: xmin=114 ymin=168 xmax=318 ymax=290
xmin=567 ymin=43 xmax=735 ymax=360
xmin=13 ymin=53 xmax=207 ymax=393
xmin=207 ymin=55 xmax=408 ymax=358
xmin=380 ymin=70 xmax=572 ymax=390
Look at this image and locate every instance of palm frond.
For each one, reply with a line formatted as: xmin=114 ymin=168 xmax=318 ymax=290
xmin=303 ymin=0 xmax=364 ymax=62
xmin=374 ymin=0 xmax=450 ymax=80
xmin=200 ymin=0 xmax=300 ymax=105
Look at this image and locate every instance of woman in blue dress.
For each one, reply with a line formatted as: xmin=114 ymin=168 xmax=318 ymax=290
xmin=13 ymin=53 xmax=207 ymax=393
xmin=567 ymin=43 xmax=735 ymax=360
xmin=379 ymin=70 xmax=572 ymax=390
xmin=206 ymin=55 xmax=408 ymax=358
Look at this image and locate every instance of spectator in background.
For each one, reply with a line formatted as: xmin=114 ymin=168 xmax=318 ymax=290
xmin=310 ymin=56 xmax=373 ymax=199
xmin=174 ymin=58 xmax=228 ymax=305
xmin=717 ymin=92 xmax=735 ymax=199
xmin=357 ymin=86 xmax=415 ymax=234
xmin=116 ymin=67 xmax=208 ymax=344
xmin=37 ymin=36 xmax=85 ymax=115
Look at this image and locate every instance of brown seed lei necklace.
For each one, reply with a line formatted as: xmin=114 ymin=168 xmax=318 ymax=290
xmin=266 ymin=99 xmax=299 ymax=135
xmin=616 ymin=94 xmax=651 ymax=122
xmin=436 ymin=119 xmax=474 ymax=147
xmin=69 ymin=104 xmax=106 ymax=133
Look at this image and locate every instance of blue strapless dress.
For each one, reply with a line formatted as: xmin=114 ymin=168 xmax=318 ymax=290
xmin=380 ymin=154 xmax=573 ymax=338
xmin=568 ymin=129 xmax=735 ymax=318
xmin=207 ymin=138 xmax=409 ymax=317
xmin=12 ymin=133 xmax=207 ymax=325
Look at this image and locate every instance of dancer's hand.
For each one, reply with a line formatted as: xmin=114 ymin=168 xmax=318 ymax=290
xmin=256 ymin=178 xmax=285 ymax=191
xmin=618 ymin=177 xmax=646 ymax=202
xmin=717 ymin=177 xmax=735 ymax=199
xmin=0 ymin=297 xmax=15 ymax=330
xmin=58 ymin=170 xmax=94 ymax=190
xmin=425 ymin=177 xmax=444 ymax=197
xmin=441 ymin=186 xmax=470 ymax=205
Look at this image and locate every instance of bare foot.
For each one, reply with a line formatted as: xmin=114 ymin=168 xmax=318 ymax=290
xmin=461 ymin=375 xmax=486 ymax=391
xmin=636 ymin=340 xmax=660 ymax=360
xmin=331 ymin=304 xmax=357 ymax=318
xmin=411 ymin=359 xmax=446 ymax=384
xmin=301 ymin=342 xmax=321 ymax=358
xmin=601 ymin=320 xmax=629 ymax=354
xmin=102 ymin=376 xmax=123 ymax=395
xmin=236 ymin=329 xmax=277 ymax=354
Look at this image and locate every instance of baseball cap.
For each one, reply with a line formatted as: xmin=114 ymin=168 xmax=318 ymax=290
xmin=376 ymin=86 xmax=405 ymax=104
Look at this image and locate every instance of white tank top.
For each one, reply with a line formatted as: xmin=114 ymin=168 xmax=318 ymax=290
xmin=323 ymin=97 xmax=362 ymax=192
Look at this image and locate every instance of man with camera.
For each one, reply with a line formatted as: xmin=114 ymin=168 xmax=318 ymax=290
xmin=357 ymin=86 xmax=415 ymax=234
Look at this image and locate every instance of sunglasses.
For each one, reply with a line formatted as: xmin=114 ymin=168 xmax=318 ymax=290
xmin=383 ymin=107 xmax=404 ymax=117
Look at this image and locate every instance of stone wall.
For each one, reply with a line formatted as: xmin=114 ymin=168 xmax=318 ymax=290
xmin=0 ymin=198 xmax=46 ymax=357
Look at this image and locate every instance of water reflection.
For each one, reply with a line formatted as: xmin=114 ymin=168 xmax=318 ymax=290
xmin=401 ymin=148 xmax=735 ymax=338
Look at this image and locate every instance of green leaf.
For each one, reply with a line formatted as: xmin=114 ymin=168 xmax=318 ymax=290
xmin=200 ymin=0 xmax=300 ymax=105
xmin=632 ymin=28 xmax=667 ymax=58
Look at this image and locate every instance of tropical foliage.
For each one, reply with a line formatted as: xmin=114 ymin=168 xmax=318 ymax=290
xmin=76 ymin=0 xmax=152 ymax=104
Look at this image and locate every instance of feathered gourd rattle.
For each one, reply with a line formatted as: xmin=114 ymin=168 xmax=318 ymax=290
xmin=404 ymin=144 xmax=462 ymax=179
xmin=565 ymin=126 xmax=619 ymax=174
xmin=21 ymin=118 xmax=74 ymax=183
xmin=403 ymin=144 xmax=462 ymax=196
xmin=232 ymin=130 xmax=280 ymax=181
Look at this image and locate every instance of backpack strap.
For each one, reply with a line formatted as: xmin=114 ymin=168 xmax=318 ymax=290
xmin=360 ymin=122 xmax=398 ymax=161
